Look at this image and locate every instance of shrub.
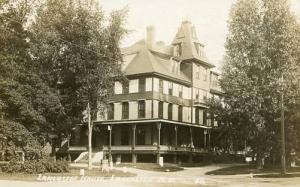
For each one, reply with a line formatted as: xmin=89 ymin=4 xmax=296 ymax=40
xmin=44 ymin=158 xmax=69 ymax=173
xmin=0 ymin=162 xmax=9 ymax=173
xmin=0 ymin=158 xmax=69 ymax=174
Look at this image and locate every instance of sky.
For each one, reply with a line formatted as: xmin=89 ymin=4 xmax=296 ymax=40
xmin=101 ymin=0 xmax=300 ymax=68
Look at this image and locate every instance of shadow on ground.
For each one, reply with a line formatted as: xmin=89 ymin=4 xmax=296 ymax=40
xmin=206 ymin=164 xmax=300 ymax=178
xmin=116 ymin=163 xmax=184 ymax=172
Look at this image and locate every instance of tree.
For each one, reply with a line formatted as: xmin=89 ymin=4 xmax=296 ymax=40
xmin=29 ymin=0 xmax=128 ymax=168
xmin=30 ymin=0 xmax=127 ymax=128
xmin=217 ymin=0 xmax=300 ymax=168
xmin=0 ymin=0 xmax=65 ymax=157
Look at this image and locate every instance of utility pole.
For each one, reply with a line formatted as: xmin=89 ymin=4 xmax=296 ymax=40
xmin=87 ymin=102 xmax=93 ymax=170
xmin=280 ymin=74 xmax=286 ymax=175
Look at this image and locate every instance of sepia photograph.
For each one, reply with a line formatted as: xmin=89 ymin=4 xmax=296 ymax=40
xmin=0 ymin=0 xmax=300 ymax=186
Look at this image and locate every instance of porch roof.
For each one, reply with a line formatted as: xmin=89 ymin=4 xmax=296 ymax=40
xmin=93 ymin=118 xmax=212 ymax=129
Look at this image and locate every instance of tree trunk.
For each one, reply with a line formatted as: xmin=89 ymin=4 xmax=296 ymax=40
xmin=256 ymin=152 xmax=264 ymax=169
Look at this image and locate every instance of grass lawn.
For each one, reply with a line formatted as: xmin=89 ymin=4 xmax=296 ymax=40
xmin=116 ymin=163 xmax=184 ymax=172
xmin=0 ymin=167 xmax=136 ymax=181
xmin=206 ymin=164 xmax=300 ymax=177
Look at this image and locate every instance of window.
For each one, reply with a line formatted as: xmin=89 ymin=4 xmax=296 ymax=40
xmin=114 ymin=81 xmax=122 ymax=94
xmin=178 ymin=105 xmax=183 ymax=122
xmin=123 ymin=82 xmax=129 ymax=94
xmin=168 ymin=82 xmax=173 ymax=95
xmin=158 ymin=101 xmax=164 ymax=118
xmin=203 ymin=67 xmax=207 ymax=81
xmin=211 ymin=74 xmax=218 ymax=88
xmin=203 ymin=110 xmax=207 ymax=125
xmin=138 ymin=100 xmax=145 ymax=118
xmin=159 ymin=79 xmax=163 ymax=93
xmin=194 ymin=43 xmax=200 ymax=56
xmin=195 ymin=108 xmax=199 ymax=124
xmin=168 ymin=103 xmax=173 ymax=120
xmin=195 ymin=89 xmax=199 ymax=101
xmin=210 ymin=113 xmax=214 ymax=126
xmin=122 ymin=102 xmax=129 ymax=119
xmin=196 ymin=65 xmax=200 ymax=79
xmin=178 ymin=85 xmax=183 ymax=98
xmin=108 ymin=103 xmax=114 ymax=120
xmin=194 ymin=43 xmax=204 ymax=57
xmin=139 ymin=78 xmax=146 ymax=92
xmin=171 ymin=58 xmax=180 ymax=74
xmin=203 ymin=90 xmax=208 ymax=100
xmin=129 ymin=79 xmax=139 ymax=93
xmin=173 ymin=43 xmax=182 ymax=57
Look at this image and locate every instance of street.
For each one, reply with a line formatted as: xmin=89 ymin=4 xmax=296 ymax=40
xmin=1 ymin=164 xmax=300 ymax=187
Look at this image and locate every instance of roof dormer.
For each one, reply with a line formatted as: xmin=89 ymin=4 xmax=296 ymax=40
xmin=171 ymin=20 xmax=214 ymax=67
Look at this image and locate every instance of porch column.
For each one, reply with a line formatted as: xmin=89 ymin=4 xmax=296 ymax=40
xmin=156 ymin=123 xmax=161 ymax=164
xmin=204 ymin=129 xmax=207 ymax=149
xmin=174 ymin=125 xmax=178 ymax=148
xmin=67 ymin=134 xmax=71 ymax=162
xmin=190 ymin=127 xmax=194 ymax=148
xmin=208 ymin=130 xmax=211 ymax=150
xmin=189 ymin=127 xmax=193 ymax=164
xmin=174 ymin=125 xmax=178 ymax=164
xmin=132 ymin=124 xmax=137 ymax=163
xmin=108 ymin=125 xmax=112 ymax=162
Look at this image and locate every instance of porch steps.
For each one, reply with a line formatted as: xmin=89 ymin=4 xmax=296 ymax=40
xmin=74 ymin=151 xmax=88 ymax=163
xmin=74 ymin=151 xmax=103 ymax=163
xmin=92 ymin=151 xmax=104 ymax=163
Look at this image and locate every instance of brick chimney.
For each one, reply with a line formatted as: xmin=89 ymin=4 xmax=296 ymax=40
xmin=146 ymin=25 xmax=155 ymax=49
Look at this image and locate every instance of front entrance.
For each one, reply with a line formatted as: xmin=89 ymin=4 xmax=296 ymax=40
xmin=137 ymin=127 xmax=145 ymax=145
xmin=121 ymin=126 xmax=129 ymax=145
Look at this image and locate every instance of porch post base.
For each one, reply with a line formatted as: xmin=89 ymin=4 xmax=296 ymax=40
xmin=156 ymin=153 xmax=161 ymax=164
xmin=188 ymin=154 xmax=193 ymax=164
xmin=173 ymin=154 xmax=177 ymax=164
xmin=132 ymin=153 xmax=137 ymax=164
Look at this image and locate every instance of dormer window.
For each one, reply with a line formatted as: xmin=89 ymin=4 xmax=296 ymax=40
xmin=194 ymin=43 xmax=204 ymax=57
xmin=171 ymin=57 xmax=181 ymax=75
xmin=173 ymin=43 xmax=182 ymax=57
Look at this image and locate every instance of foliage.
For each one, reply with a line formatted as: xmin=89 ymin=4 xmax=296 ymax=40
xmin=30 ymin=0 xmax=128 ymax=128
xmin=0 ymin=0 xmax=127 ymax=166
xmin=0 ymin=0 xmax=65 ymax=144
xmin=210 ymin=0 xmax=300 ymax=168
xmin=0 ymin=119 xmax=43 ymax=160
xmin=0 ymin=158 xmax=69 ymax=174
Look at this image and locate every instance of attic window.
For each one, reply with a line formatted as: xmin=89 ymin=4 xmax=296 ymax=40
xmin=173 ymin=43 xmax=182 ymax=57
xmin=171 ymin=57 xmax=180 ymax=75
xmin=194 ymin=43 xmax=204 ymax=57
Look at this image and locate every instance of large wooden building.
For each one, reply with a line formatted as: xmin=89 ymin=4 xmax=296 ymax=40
xmin=67 ymin=20 xmax=222 ymax=163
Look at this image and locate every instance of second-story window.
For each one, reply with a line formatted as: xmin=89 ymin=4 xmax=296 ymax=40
xmin=139 ymin=78 xmax=146 ymax=92
xmin=203 ymin=110 xmax=207 ymax=125
xmin=122 ymin=102 xmax=129 ymax=119
xmin=195 ymin=89 xmax=199 ymax=101
xmin=108 ymin=103 xmax=114 ymax=120
xmin=195 ymin=108 xmax=199 ymax=124
xmin=138 ymin=100 xmax=145 ymax=118
xmin=168 ymin=82 xmax=173 ymax=95
xmin=178 ymin=105 xmax=183 ymax=122
xmin=178 ymin=85 xmax=183 ymax=98
xmin=123 ymin=81 xmax=129 ymax=94
xmin=168 ymin=103 xmax=173 ymax=120
xmin=158 ymin=101 xmax=164 ymax=118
